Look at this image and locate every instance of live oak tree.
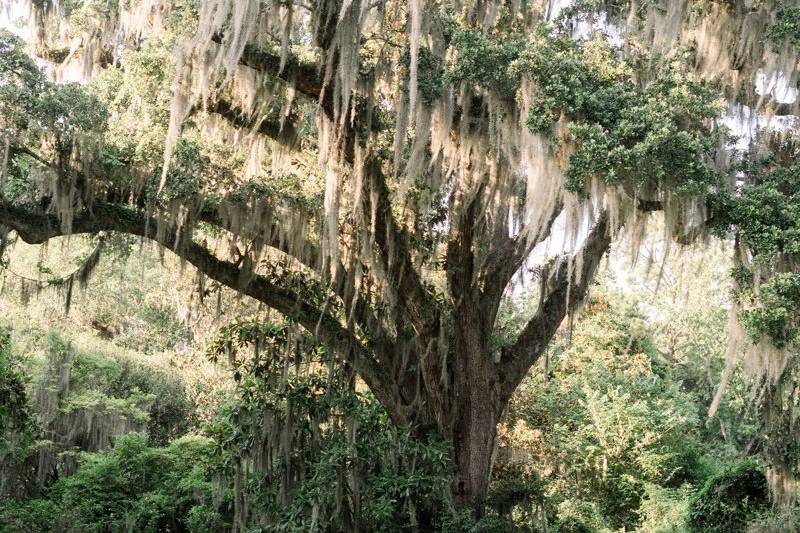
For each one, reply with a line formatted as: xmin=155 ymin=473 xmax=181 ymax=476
xmin=1 ymin=0 xmax=800 ymax=511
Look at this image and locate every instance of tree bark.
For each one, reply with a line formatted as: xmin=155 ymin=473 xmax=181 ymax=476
xmin=451 ymin=388 xmax=500 ymax=509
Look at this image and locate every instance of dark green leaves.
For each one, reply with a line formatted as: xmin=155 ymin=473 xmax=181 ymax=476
xmin=445 ymin=27 xmax=527 ymax=98
xmin=688 ymin=461 xmax=769 ymax=533
xmin=716 ymin=161 xmax=800 ymax=260
xmin=445 ymin=23 xmax=723 ymax=196
xmin=765 ymin=5 xmax=800 ymax=49
xmin=521 ymin=36 xmax=722 ymax=195
xmin=0 ymin=30 xmax=108 ymax=162
xmin=739 ymin=273 xmax=800 ymax=348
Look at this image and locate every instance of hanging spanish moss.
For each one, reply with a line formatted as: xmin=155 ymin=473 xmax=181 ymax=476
xmin=33 ymin=334 xmax=151 ymax=485
xmin=204 ymin=319 xmax=451 ymax=531
xmin=4 ymin=0 xmax=800 ymax=517
xmin=0 ymin=238 xmax=105 ymax=314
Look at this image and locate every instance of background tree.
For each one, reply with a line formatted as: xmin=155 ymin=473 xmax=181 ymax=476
xmin=1 ymin=0 xmax=799 ymax=511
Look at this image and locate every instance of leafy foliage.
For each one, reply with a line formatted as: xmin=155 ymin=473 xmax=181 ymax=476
xmin=496 ymin=296 xmax=712 ymax=531
xmin=715 ymin=157 xmax=800 ymax=347
xmin=205 ymin=320 xmax=454 ymax=531
xmin=0 ymin=433 xmax=224 ymax=533
xmin=687 ymin=461 xmax=769 ymax=533
xmin=521 ymin=41 xmax=722 ymax=195
xmin=0 ymin=329 xmax=38 ymax=499
xmin=46 ymin=331 xmax=194 ymax=447
xmin=446 ymin=26 xmax=526 ymax=97
xmin=0 ymin=329 xmax=32 ymax=450
xmin=0 ymin=30 xmax=108 ymax=156
xmin=0 ymin=263 xmax=786 ymax=532
xmin=765 ymin=5 xmax=800 ymax=49
xmin=714 ymin=159 xmax=800 ymax=261
xmin=3 ymin=0 xmax=800 ymax=529
xmin=0 ymin=319 xmax=459 ymax=532
xmin=739 ymin=273 xmax=800 ymax=348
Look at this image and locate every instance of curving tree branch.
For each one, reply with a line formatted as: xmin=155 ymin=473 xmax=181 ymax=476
xmin=498 ymin=211 xmax=612 ymax=401
xmin=479 ymin=200 xmax=565 ymax=326
xmin=0 ymin=199 xmax=404 ymax=422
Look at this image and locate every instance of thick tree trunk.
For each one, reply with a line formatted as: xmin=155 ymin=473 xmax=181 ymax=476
xmin=414 ymin=365 xmax=502 ymax=515
xmin=405 ymin=322 xmax=504 ymax=511
xmin=447 ymin=317 xmax=504 ymax=510
xmin=452 ymin=395 xmax=500 ymax=510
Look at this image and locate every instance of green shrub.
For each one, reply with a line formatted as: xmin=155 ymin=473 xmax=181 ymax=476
xmin=104 ymin=357 xmax=194 ymax=445
xmin=637 ymin=484 xmax=692 ymax=533
xmin=7 ymin=433 xmax=225 ymax=532
xmin=688 ymin=461 xmax=769 ymax=533
xmin=0 ymin=329 xmax=38 ymax=499
xmin=46 ymin=332 xmax=195 ymax=446
xmin=0 ymin=498 xmax=61 ymax=533
xmin=185 ymin=505 xmax=225 ymax=533
xmin=500 ymin=297 xmax=707 ymax=530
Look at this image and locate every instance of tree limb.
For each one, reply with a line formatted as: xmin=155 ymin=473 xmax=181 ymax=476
xmin=0 ymin=199 xmax=404 ymax=422
xmin=237 ymin=44 xmax=332 ymax=116
xmin=207 ymin=37 xmax=441 ymax=345
xmin=479 ymin=200 xmax=564 ymax=324
xmin=498 ymin=211 xmax=611 ymax=400
xmin=363 ymin=158 xmax=441 ymax=338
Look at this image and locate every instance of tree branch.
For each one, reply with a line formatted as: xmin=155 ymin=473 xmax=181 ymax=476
xmin=363 ymin=158 xmax=441 ymax=338
xmin=479 ymin=200 xmax=564 ymax=323
xmin=0 ymin=199 xmax=404 ymax=422
xmin=498 ymin=211 xmax=611 ymax=400
xmin=237 ymin=44 xmax=331 ymax=115
xmin=207 ymin=99 xmax=300 ymax=147
xmin=209 ymin=38 xmax=438 ymax=344
xmin=27 ymin=29 xmax=432 ymax=394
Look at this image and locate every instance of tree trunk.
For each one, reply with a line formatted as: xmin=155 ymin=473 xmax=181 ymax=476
xmin=402 ymin=319 xmax=504 ymax=512
xmin=452 ymin=394 xmax=500 ymax=510
xmin=448 ymin=317 xmax=503 ymax=510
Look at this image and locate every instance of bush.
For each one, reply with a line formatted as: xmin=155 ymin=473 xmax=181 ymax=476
xmin=637 ymin=484 xmax=692 ymax=533
xmin=0 ymin=329 xmax=38 ymax=499
xmin=0 ymin=498 xmax=61 ymax=533
xmin=104 ymin=356 xmax=194 ymax=446
xmin=0 ymin=433 xmax=225 ymax=533
xmin=185 ymin=505 xmax=225 ymax=533
xmin=688 ymin=461 xmax=769 ymax=533
xmin=499 ymin=297 xmax=707 ymax=530
xmin=45 ymin=332 xmax=195 ymax=447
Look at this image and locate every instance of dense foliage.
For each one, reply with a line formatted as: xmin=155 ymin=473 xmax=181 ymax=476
xmin=687 ymin=461 xmax=769 ymax=533
xmin=499 ymin=298 xmax=707 ymax=530
xmin=0 ymin=320 xmax=457 ymax=532
xmin=1 ymin=258 xmax=795 ymax=531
